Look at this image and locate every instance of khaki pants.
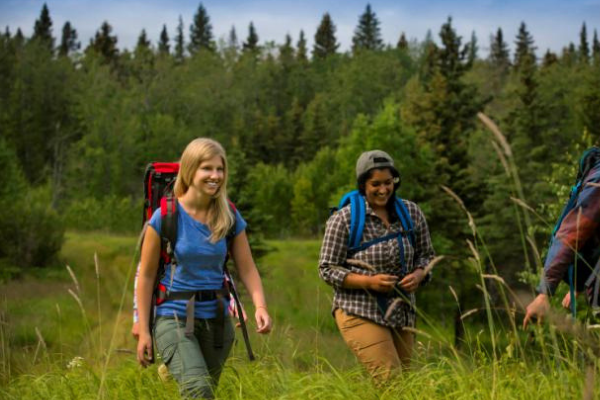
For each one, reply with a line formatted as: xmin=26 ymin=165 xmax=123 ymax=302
xmin=334 ymin=308 xmax=414 ymax=381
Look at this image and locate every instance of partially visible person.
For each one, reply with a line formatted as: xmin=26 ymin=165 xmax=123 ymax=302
xmin=319 ymin=150 xmax=435 ymax=381
xmin=524 ymin=147 xmax=600 ymax=327
xmin=136 ymin=138 xmax=272 ymax=399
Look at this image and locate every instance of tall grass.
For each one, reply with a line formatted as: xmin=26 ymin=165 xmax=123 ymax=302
xmin=1 ymin=115 xmax=599 ymax=398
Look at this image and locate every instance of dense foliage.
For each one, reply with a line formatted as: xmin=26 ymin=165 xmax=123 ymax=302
xmin=1 ymin=3 xmax=599 ymax=296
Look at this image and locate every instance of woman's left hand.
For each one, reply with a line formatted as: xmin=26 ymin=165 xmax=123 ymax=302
xmin=399 ymin=269 xmax=426 ymax=293
xmin=255 ymin=307 xmax=272 ymax=334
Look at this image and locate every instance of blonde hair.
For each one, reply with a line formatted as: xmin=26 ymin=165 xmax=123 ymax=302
xmin=174 ymin=138 xmax=235 ymax=242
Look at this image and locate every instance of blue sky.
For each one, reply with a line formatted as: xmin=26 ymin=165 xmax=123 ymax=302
xmin=1 ymin=0 xmax=599 ymax=56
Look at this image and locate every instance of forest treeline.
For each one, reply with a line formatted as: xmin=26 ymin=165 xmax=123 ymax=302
xmin=1 ymin=3 xmax=599 ymax=299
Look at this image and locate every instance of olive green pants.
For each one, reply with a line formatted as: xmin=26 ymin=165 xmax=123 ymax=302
xmin=154 ymin=316 xmax=235 ymax=399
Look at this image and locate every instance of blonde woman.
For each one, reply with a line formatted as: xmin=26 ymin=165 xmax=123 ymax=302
xmin=136 ymin=138 xmax=271 ymax=399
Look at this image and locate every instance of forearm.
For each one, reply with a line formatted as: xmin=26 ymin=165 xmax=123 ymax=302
xmin=238 ymin=262 xmax=267 ymax=308
xmin=342 ymin=272 xmax=372 ymax=290
xmin=136 ymin=273 xmax=155 ymax=336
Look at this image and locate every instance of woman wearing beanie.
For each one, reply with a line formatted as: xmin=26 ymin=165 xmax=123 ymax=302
xmin=318 ymin=150 xmax=435 ymax=381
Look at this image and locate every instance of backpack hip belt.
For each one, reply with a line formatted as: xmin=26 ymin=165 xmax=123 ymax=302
xmin=155 ymin=284 xmax=230 ymax=348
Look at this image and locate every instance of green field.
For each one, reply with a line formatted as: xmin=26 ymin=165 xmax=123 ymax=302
xmin=0 ymin=232 xmax=598 ymax=399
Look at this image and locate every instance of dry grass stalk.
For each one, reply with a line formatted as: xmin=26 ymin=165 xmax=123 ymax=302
xmin=449 ymin=286 xmax=459 ymax=304
xmin=440 ymin=185 xmax=476 ymax=234
xmin=137 ymin=223 xmax=148 ymax=250
xmin=466 ymin=240 xmax=480 ymax=263
xmin=583 ymin=365 xmax=595 ymax=400
xmin=477 ymin=112 xmax=512 ymax=157
xmin=482 ymin=274 xmax=506 ymax=285
xmin=94 ymin=252 xmax=100 ymax=278
xmin=402 ymin=326 xmax=433 ymax=340
xmin=587 ymin=182 xmax=600 ymax=188
xmin=490 ymin=140 xmax=511 ymax=177
xmin=346 ymin=259 xmax=376 ymax=271
xmin=68 ymin=289 xmax=85 ymax=315
xmin=34 ymin=327 xmax=46 ymax=350
xmin=510 ymin=197 xmax=536 ymax=214
xmin=525 ymin=235 xmax=543 ymax=271
xmin=423 ymin=256 xmax=445 ymax=275
xmin=460 ymin=308 xmax=479 ymax=320
xmin=384 ymin=298 xmax=404 ymax=322
xmin=66 ymin=265 xmax=80 ymax=294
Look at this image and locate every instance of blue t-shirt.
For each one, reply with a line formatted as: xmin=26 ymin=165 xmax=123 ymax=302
xmin=149 ymin=201 xmax=246 ymax=319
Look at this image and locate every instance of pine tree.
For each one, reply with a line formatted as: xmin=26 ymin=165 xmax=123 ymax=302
xmin=396 ymin=32 xmax=408 ymax=50
xmin=313 ymin=13 xmax=338 ymax=59
xmin=88 ymin=21 xmax=119 ymax=64
xmin=280 ymin=34 xmax=295 ymax=68
xmin=438 ymin=17 xmax=470 ymax=82
xmin=593 ymin=29 xmax=600 ymax=64
xmin=514 ymin=22 xmax=536 ymax=70
xmin=32 ymin=3 xmax=54 ymax=51
xmin=542 ymin=49 xmax=558 ymax=68
xmin=467 ymin=30 xmax=478 ymax=66
xmin=175 ymin=16 xmax=185 ymax=62
xmin=579 ymin=22 xmax=590 ymax=65
xmin=58 ymin=21 xmax=79 ymax=57
xmin=188 ymin=3 xmax=214 ymax=54
xmin=296 ymin=30 xmax=307 ymax=62
xmin=489 ymin=28 xmax=510 ymax=71
xmin=136 ymin=29 xmax=151 ymax=51
xmin=351 ymin=4 xmax=383 ymax=53
xmin=228 ymin=26 xmax=238 ymax=50
xmin=242 ymin=22 xmax=259 ymax=53
xmin=158 ymin=24 xmax=170 ymax=55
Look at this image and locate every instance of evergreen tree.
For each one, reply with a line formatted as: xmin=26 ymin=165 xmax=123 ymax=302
xmin=175 ymin=16 xmax=185 ymax=62
xmin=396 ymin=32 xmax=408 ymax=50
xmin=489 ymin=28 xmax=510 ymax=70
xmin=13 ymin=28 xmax=24 ymax=48
xmin=579 ymin=22 xmax=590 ymax=64
xmin=351 ymin=4 xmax=383 ymax=52
xmin=32 ymin=3 xmax=54 ymax=51
xmin=58 ymin=21 xmax=79 ymax=57
xmin=561 ymin=42 xmax=577 ymax=67
xmin=136 ymin=29 xmax=151 ymax=51
xmin=280 ymin=34 xmax=295 ymax=68
xmin=158 ymin=24 xmax=170 ymax=55
xmin=88 ymin=21 xmax=119 ymax=64
xmin=467 ymin=30 xmax=478 ymax=66
xmin=594 ymin=29 xmax=600 ymax=63
xmin=228 ymin=26 xmax=238 ymax=50
xmin=296 ymin=30 xmax=308 ymax=62
xmin=188 ymin=3 xmax=214 ymax=54
xmin=242 ymin=22 xmax=259 ymax=53
xmin=313 ymin=13 xmax=339 ymax=59
xmin=514 ymin=22 xmax=536 ymax=70
xmin=542 ymin=49 xmax=558 ymax=68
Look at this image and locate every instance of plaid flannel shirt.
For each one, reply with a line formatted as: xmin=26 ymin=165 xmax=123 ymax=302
xmin=319 ymin=196 xmax=435 ymax=328
xmin=539 ymin=164 xmax=600 ymax=296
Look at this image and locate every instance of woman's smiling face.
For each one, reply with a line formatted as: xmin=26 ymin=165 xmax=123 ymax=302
xmin=364 ymin=168 xmax=395 ymax=210
xmin=191 ymin=155 xmax=224 ymax=197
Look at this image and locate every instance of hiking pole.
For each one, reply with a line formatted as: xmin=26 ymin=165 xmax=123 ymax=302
xmin=229 ymin=285 xmax=255 ymax=361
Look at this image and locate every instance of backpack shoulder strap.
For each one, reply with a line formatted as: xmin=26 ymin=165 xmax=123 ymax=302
xmin=160 ymin=196 xmax=178 ymax=260
xmin=338 ymin=190 xmax=366 ymax=249
xmin=394 ymin=197 xmax=415 ymax=247
xmin=226 ymin=199 xmax=237 ymax=251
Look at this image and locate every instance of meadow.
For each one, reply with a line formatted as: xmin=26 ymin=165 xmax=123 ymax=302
xmin=0 ymin=232 xmax=598 ymax=399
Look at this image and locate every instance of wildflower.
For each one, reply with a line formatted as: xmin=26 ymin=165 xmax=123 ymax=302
xmin=67 ymin=356 xmax=84 ymax=369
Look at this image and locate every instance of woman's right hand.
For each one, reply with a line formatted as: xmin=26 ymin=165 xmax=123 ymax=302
xmin=137 ymin=332 xmax=153 ymax=367
xmin=367 ymin=274 xmax=399 ymax=293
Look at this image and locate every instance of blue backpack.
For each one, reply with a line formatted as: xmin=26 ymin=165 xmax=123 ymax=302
xmin=337 ymin=190 xmax=416 ymax=267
